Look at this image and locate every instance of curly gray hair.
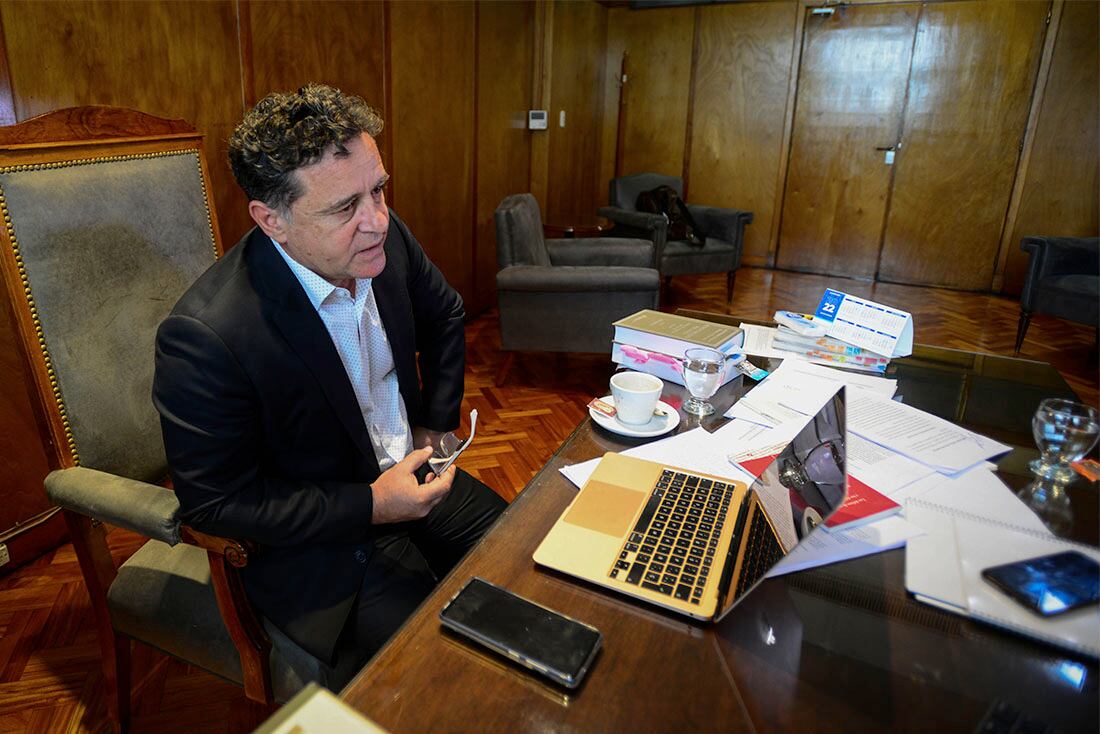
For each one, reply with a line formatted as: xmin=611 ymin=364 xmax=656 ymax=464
xmin=228 ymin=84 xmax=383 ymax=211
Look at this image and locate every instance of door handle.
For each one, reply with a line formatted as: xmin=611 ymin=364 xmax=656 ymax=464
xmin=875 ymin=145 xmax=897 ymax=165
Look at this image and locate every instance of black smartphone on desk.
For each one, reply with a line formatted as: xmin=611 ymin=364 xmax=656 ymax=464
xmin=439 ymin=577 xmax=602 ymax=688
xmin=982 ymin=551 xmax=1100 ymax=617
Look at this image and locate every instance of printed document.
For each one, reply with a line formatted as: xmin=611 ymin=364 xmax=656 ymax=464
xmin=739 ymin=323 xmax=789 ymax=359
xmin=770 ymin=359 xmax=897 ymax=402
xmin=768 ymin=515 xmax=924 ymax=577
xmin=717 ymin=417 xmax=804 ymax=467
xmin=723 ymin=359 xmax=894 ymax=428
xmin=848 ymin=392 xmax=1010 ymax=473
xmin=560 ymin=427 xmax=755 ymax=489
xmin=847 ymin=434 xmax=937 ymax=496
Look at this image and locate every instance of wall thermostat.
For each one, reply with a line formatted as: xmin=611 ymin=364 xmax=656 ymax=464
xmin=528 ymin=110 xmax=548 ymax=130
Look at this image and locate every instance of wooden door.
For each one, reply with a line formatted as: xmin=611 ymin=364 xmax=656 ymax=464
xmin=878 ymin=0 xmax=1049 ymax=289
xmin=688 ymin=1 xmax=800 ymax=267
xmin=777 ymin=4 xmax=919 ymax=277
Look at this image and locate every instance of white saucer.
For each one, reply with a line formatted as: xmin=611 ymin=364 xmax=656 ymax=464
xmin=589 ymin=397 xmax=680 ymax=438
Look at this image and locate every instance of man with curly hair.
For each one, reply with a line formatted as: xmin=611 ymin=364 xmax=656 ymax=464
xmin=152 ymin=84 xmax=506 ymax=674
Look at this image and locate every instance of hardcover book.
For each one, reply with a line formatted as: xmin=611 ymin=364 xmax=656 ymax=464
xmin=613 ymin=310 xmax=745 ymax=356
xmin=611 ymin=342 xmax=742 ymax=388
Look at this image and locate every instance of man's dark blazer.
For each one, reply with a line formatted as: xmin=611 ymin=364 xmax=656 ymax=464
xmin=152 ymin=212 xmax=465 ymax=663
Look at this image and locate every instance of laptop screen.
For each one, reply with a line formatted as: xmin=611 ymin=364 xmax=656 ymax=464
xmin=715 ymin=386 xmax=847 ymax=620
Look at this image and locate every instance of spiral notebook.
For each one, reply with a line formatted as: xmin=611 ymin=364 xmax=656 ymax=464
xmin=905 ymin=499 xmax=1100 ymax=658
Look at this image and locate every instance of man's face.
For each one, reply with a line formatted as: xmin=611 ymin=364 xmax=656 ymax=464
xmin=266 ymin=132 xmax=390 ymax=287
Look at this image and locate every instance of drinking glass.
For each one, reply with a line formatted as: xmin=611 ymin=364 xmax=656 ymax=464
xmin=682 ymin=347 xmax=724 ymax=416
xmin=1029 ymin=399 xmax=1100 ymax=483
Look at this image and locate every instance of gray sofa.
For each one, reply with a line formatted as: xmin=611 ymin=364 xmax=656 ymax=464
xmin=494 ymin=193 xmax=660 ymax=361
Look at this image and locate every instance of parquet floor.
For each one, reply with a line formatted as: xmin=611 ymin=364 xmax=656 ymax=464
xmin=1 ymin=267 xmax=1095 ymax=733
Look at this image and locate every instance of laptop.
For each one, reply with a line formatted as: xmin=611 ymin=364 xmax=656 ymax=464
xmin=534 ymin=387 xmax=846 ymax=622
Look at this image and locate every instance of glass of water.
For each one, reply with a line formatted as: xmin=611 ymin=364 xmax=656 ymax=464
xmin=1030 ymin=399 xmax=1099 ymax=483
xmin=682 ymin=347 xmax=724 ymax=416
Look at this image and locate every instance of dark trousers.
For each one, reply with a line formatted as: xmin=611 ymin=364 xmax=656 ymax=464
xmin=343 ymin=468 xmax=506 ymax=664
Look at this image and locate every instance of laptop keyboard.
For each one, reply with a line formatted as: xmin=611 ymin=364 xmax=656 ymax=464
xmin=609 ymin=469 xmax=734 ymax=605
xmin=733 ymin=508 xmax=784 ymax=599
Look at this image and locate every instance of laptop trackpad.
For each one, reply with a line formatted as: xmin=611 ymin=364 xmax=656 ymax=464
xmin=563 ymin=481 xmax=646 ymax=538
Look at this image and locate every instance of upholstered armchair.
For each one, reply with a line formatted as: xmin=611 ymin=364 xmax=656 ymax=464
xmin=1015 ymin=236 xmax=1100 ymax=355
xmin=0 ymin=107 xmax=357 ymax=732
xmin=494 ymin=193 xmax=660 ymax=383
xmin=598 ymin=172 xmax=753 ymax=303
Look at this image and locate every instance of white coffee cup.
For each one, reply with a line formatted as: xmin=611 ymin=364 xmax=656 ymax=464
xmin=610 ymin=371 xmax=663 ymax=425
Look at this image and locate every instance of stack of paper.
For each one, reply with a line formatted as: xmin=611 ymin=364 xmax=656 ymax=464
xmin=773 ymin=311 xmax=891 ymax=372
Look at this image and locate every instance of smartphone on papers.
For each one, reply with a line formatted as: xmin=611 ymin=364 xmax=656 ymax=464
xmin=981 ymin=551 xmax=1100 ymax=618
xmin=428 ymin=409 xmax=478 ymax=476
xmin=439 ymin=577 xmax=602 ymax=688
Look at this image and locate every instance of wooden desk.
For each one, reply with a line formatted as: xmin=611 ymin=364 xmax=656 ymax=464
xmin=342 ymin=346 xmax=1098 ymax=732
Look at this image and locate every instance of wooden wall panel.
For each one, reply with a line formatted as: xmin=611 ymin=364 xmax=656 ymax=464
xmin=528 ymin=1 xmax=554 ymax=213
xmin=545 ymin=0 xmax=607 ymax=225
xmin=249 ymin=1 xmax=386 ymax=105
xmin=688 ymin=1 xmax=798 ymax=266
xmin=475 ymin=1 xmax=534 ymax=315
xmin=597 ymin=7 xmax=624 ymax=212
xmin=248 ymin=1 xmax=388 ymax=167
xmin=603 ymin=7 xmax=628 ymax=204
xmin=389 ymin=0 xmax=476 ymax=304
xmin=878 ymin=0 xmax=1049 ymax=289
xmin=0 ymin=1 xmax=249 ymax=244
xmin=0 ymin=298 xmax=51 ymax=536
xmin=1002 ymin=0 xmax=1099 ymax=295
xmin=613 ymin=7 xmax=694 ymax=180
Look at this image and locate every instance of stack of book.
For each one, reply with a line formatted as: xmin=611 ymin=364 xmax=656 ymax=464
xmin=772 ymin=310 xmax=889 ymax=373
xmin=611 ymin=310 xmax=745 ymax=388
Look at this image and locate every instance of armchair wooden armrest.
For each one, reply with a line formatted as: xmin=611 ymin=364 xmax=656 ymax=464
xmin=180 ymin=526 xmax=273 ymax=702
xmin=48 ymin=464 xmax=276 ymax=709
